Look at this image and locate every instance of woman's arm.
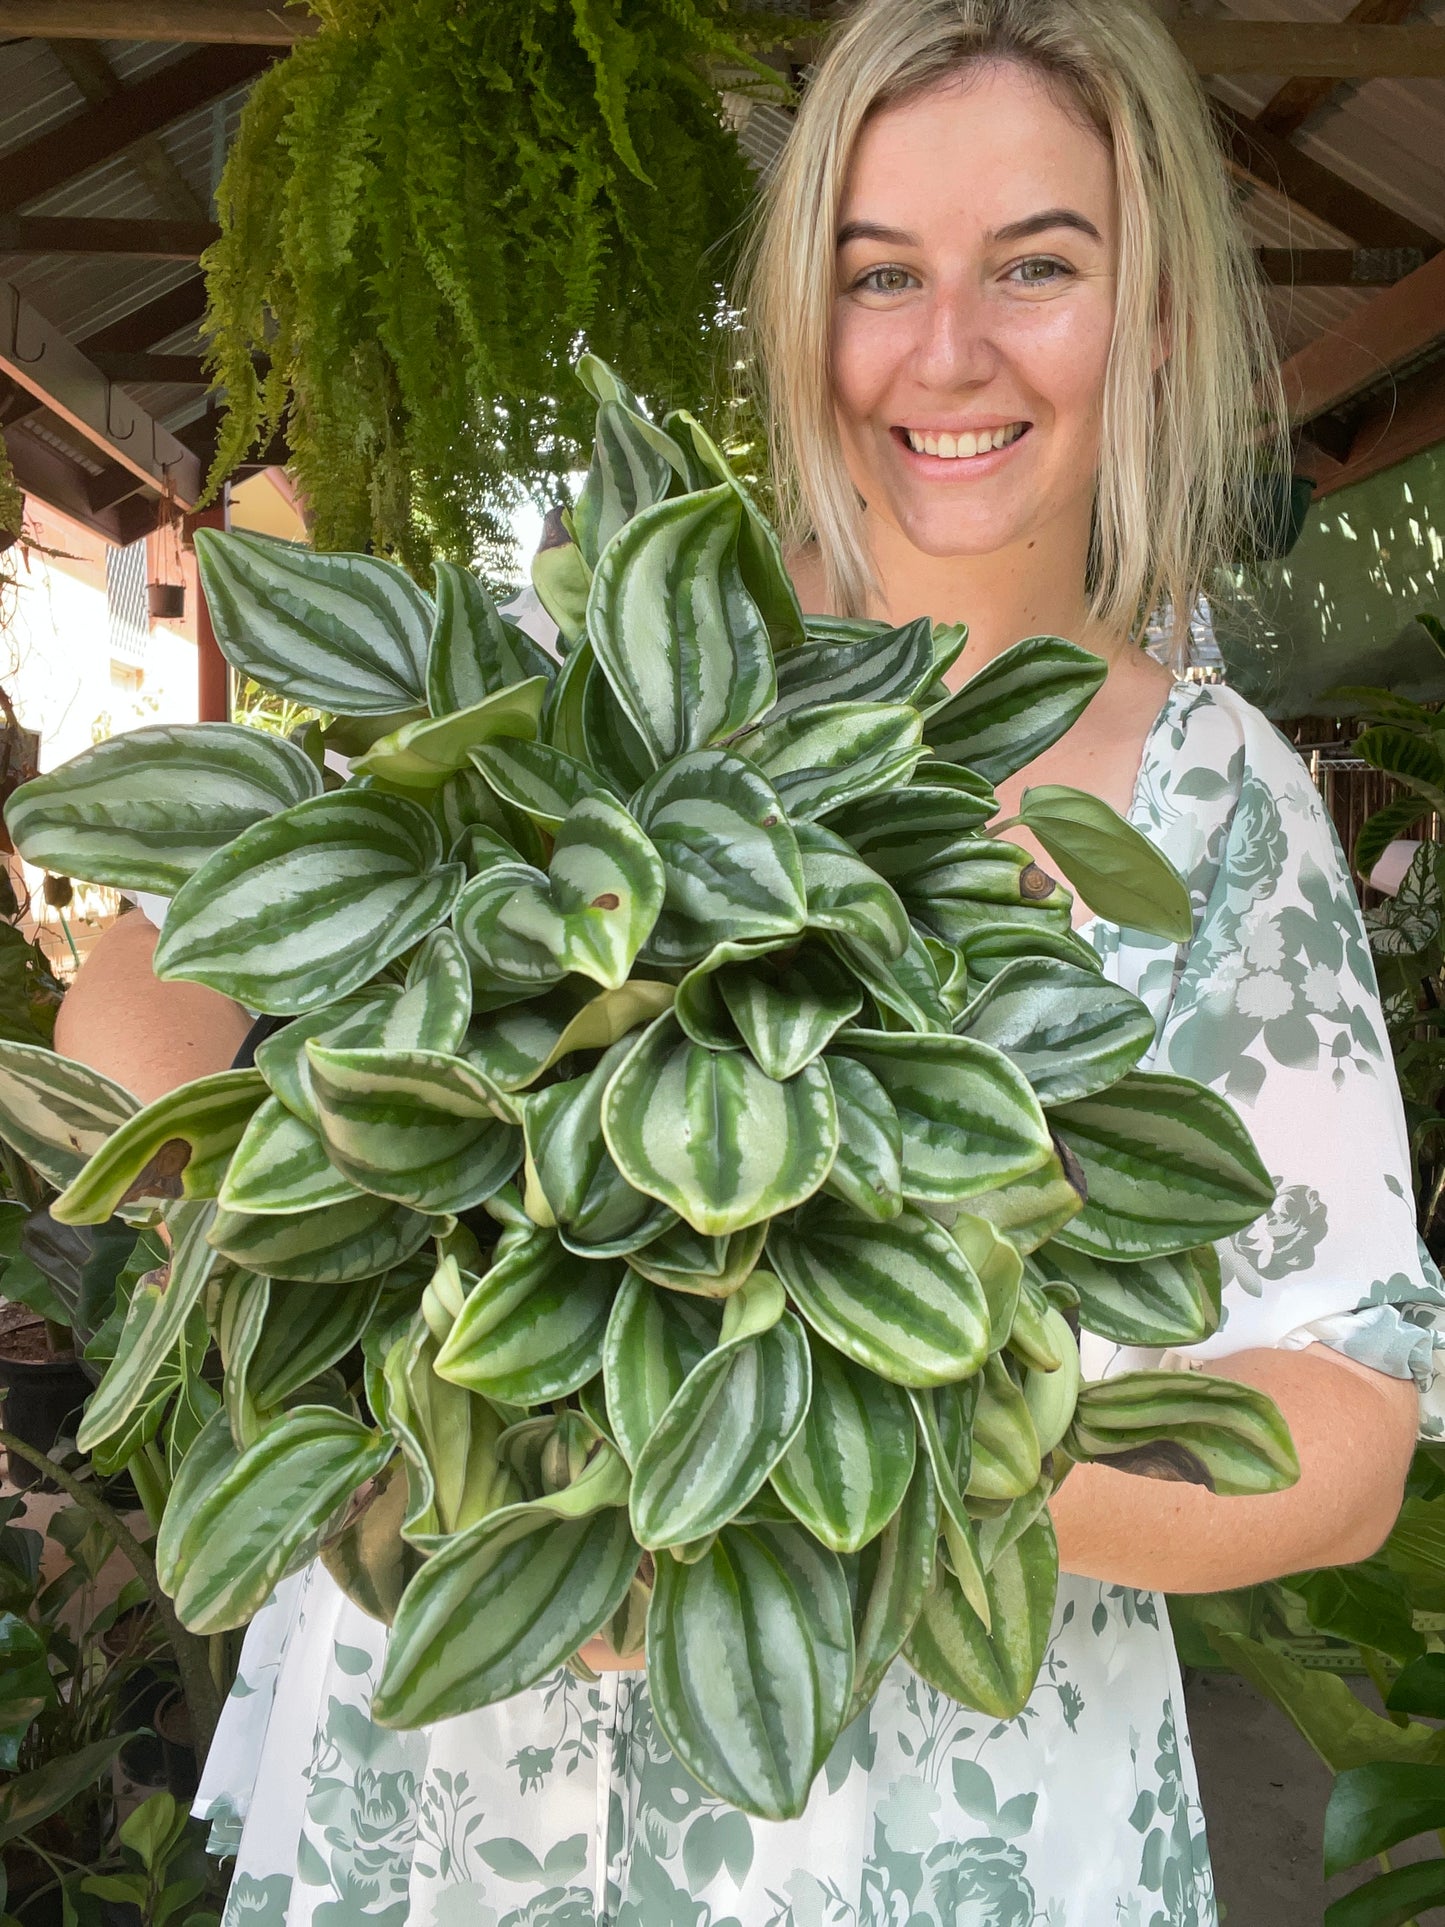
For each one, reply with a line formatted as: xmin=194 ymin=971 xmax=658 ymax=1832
xmin=1049 ymin=1342 xmax=1418 ymax=1592
xmin=55 ymin=910 xmax=254 ymax=1100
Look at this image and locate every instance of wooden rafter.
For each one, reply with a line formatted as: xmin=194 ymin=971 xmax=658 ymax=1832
xmin=0 ymin=1 xmax=312 ymax=40
xmin=1257 ymin=246 xmax=1426 ymax=285
xmin=1215 ymin=103 xmax=1440 ymax=254
xmin=0 ymin=215 xmax=217 ymax=256
xmin=78 ymin=276 xmax=206 ymax=355
xmin=1300 ymin=352 xmax=1445 ymax=496
xmin=1254 ymin=0 xmax=1419 ymax=142
xmin=45 ymin=38 xmax=210 ymax=222
xmin=0 ymin=44 xmax=274 ymax=215
xmin=90 ymin=351 xmax=209 ymax=382
xmin=1176 ymin=21 xmax=1445 ymax=77
xmin=1280 ymin=248 xmax=1445 ymax=424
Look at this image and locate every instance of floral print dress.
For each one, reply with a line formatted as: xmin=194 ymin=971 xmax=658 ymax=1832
xmin=195 ymin=678 xmax=1445 ymax=1927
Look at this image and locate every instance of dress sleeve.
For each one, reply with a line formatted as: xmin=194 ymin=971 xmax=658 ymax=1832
xmin=1148 ymin=694 xmax=1445 ymax=1437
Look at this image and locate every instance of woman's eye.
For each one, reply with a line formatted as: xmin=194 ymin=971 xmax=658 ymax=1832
xmin=854 ymin=266 xmax=914 ymax=294
xmin=1011 ymin=256 xmax=1072 ymax=286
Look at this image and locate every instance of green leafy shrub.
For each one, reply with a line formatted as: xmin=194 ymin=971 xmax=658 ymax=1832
xmin=0 ymin=355 xmax=1298 ymax=1819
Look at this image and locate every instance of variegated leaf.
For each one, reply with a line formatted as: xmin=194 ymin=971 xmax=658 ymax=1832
xmin=922 ymin=636 xmax=1106 ymax=783
xmin=949 ymin=1211 xmax=1023 ymax=1351
xmin=633 ymin=750 xmax=807 ymax=966
xmin=470 ymin=738 xmax=613 ymax=829
xmin=954 ymin=958 xmax=1154 ymax=1103
xmin=1065 ymin=1370 xmax=1299 ymax=1495
xmin=351 ymin=678 xmax=547 ymax=790
xmin=629 ymin=1310 xmax=811 ymax=1549
xmin=1031 ymin=1241 xmax=1222 ymax=1348
xmin=218 ymin=1095 xmax=362 ymax=1215
xmin=587 ymin=485 xmax=775 ymax=764
xmin=603 ymin=1272 xmax=722 ymax=1467
xmin=904 ymin=837 xmax=1074 ymax=946
xmin=768 ymin=1199 xmax=989 ymax=1389
xmin=768 ymin=617 xmax=934 ymax=719
xmin=625 ymin=1218 xmax=767 ymax=1299
xmin=832 ymin=783 xmax=997 ymax=883
xmin=906 ymin=1512 xmax=1059 ymax=1718
xmin=530 ymin=511 xmax=592 ymax=651
xmin=208 ymin=1193 xmax=433 ymax=1284
xmin=834 ymin=1029 xmax=1052 ymax=1204
xmin=715 ymin=945 xmax=862 ymax=1081
xmin=573 ymin=399 xmax=681 ymax=568
xmin=437 ymin=762 xmax=548 ymax=870
xmin=307 ymin=1046 xmax=519 ymax=1214
xmin=383 ymin=928 xmax=472 ymax=1053
xmin=0 ymin=1040 xmax=137 ymax=1191
xmin=4 ymin=723 xmax=323 ymax=894
xmin=963 ymin=1143 xmax=1088 ymax=1254
xmin=1049 ymin=1072 xmax=1275 ymax=1259
xmin=153 ymin=790 xmax=464 ymax=1016
xmin=795 ymin=820 xmax=910 ymax=960
xmin=244 ymin=1274 xmax=387 ymax=1416
xmin=463 ymin=980 xmax=674 ymax=1093
xmin=849 ymin=1458 xmax=939 ymax=1721
xmin=427 ymin=558 xmax=555 ymax=715
xmin=170 ymin=1405 xmax=393 ymax=1634
xmin=519 ymin=1038 xmax=675 ymax=1255
xmin=967 ymin=1355 xmax=1042 ymax=1500
xmin=821 ymin=1054 xmax=902 ymax=1222
xmin=253 ymin=989 xmax=400 ymax=1125
xmin=740 ymin=703 xmax=924 ymax=821
xmin=675 ymin=937 xmax=782 ymax=1051
xmin=193 ymin=528 xmax=430 ymax=714
xmin=432 ymin=1232 xmax=618 ymax=1403
xmin=772 ymin=1329 xmax=916 ymax=1552
xmin=51 ymin=1069 xmax=266 ymax=1224
xmin=958 ymin=923 xmax=1105 ymax=984
xmin=601 ymin=1016 xmax=837 ymax=1236
xmin=648 ymin=1520 xmax=852 ymax=1819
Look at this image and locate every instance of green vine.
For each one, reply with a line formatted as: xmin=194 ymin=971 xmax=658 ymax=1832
xmin=202 ymin=0 xmax=789 ymax=586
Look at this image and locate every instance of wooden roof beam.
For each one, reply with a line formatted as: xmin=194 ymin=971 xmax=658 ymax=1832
xmin=1177 ymin=22 xmax=1445 ymax=78
xmin=45 ymin=37 xmax=210 ymax=223
xmin=1257 ymin=245 xmax=1426 ymax=285
xmin=0 ymin=278 xmax=203 ymax=505
xmin=1299 ymin=353 xmax=1445 ymax=497
xmin=0 ymin=1 xmax=312 ymax=42
xmin=78 ymin=276 xmax=206 ymax=355
xmin=0 ymin=43 xmax=274 ymax=216
xmin=1254 ymin=0 xmax=1418 ymax=142
xmin=1216 ymin=102 xmax=1439 ymax=254
xmin=0 ymin=216 xmax=217 ymax=257
xmin=3 ymin=421 xmax=160 ymax=544
xmin=1280 ymin=248 xmax=1445 ymax=424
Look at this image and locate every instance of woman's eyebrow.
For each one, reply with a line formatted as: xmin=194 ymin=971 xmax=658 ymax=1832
xmin=835 ymin=208 xmax=1103 ymax=249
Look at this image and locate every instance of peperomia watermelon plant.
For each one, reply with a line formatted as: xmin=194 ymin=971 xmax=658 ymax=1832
xmin=0 ymin=354 xmax=1298 ymax=1820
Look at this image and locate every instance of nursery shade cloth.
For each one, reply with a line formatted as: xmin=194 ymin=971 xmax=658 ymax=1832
xmin=194 ymin=676 xmax=1445 ymax=1927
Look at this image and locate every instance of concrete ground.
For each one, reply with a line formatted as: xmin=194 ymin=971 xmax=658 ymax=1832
xmin=1186 ymin=1668 xmax=1445 ymax=1925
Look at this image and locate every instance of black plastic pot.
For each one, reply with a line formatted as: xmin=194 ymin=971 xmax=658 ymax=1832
xmin=147 ymin=582 xmax=185 ymax=621
xmin=0 ymin=1322 xmax=91 ymax=1489
xmin=154 ymin=1692 xmax=198 ymax=1801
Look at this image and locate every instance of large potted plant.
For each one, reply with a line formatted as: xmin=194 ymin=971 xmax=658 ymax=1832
xmin=0 ymin=354 xmax=1298 ymax=1821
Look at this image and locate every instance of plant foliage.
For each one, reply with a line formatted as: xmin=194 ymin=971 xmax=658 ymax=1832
xmin=1 ymin=356 xmax=1298 ymax=1820
xmin=202 ymin=0 xmax=777 ymax=580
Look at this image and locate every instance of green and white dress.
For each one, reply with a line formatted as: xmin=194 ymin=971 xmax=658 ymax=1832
xmin=195 ymin=677 xmax=1445 ymax=1927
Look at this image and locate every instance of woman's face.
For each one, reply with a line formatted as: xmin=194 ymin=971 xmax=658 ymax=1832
xmin=831 ymin=59 xmax=1119 ymax=567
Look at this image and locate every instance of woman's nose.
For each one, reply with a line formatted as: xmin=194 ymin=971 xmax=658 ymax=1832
xmin=913 ymin=285 xmax=1001 ymax=389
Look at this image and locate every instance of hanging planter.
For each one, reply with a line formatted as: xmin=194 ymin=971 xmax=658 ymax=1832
xmin=147 ymin=466 xmax=186 ymax=621
xmin=148 ymin=582 xmax=186 ymax=621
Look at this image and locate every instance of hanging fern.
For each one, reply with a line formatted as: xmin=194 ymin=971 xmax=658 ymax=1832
xmin=202 ymin=0 xmax=787 ymax=586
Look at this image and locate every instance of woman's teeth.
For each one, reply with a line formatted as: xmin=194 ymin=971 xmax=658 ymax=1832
xmin=903 ymin=423 xmax=1025 ymax=458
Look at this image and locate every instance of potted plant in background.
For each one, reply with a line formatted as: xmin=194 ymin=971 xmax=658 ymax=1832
xmin=0 ymin=352 xmax=1300 ymax=1823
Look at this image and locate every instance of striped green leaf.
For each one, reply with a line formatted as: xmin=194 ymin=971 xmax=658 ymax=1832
xmin=601 ymin=1016 xmax=837 ymax=1236
xmin=923 ymin=636 xmax=1106 ymax=783
xmin=463 ymin=980 xmax=674 ymax=1093
xmin=383 ymin=928 xmax=472 ymax=1053
xmin=625 ymin=1218 xmax=767 ymax=1299
xmin=153 ymin=790 xmax=464 ymax=1016
xmin=1049 ymin=1072 xmax=1275 ymax=1260
xmin=4 ymin=723 xmax=323 ymax=894
xmin=768 ymin=617 xmax=934 ymax=719
xmin=630 ymin=1312 xmax=811 ymax=1549
xmin=648 ymin=1520 xmax=853 ymax=1819
xmin=383 ymin=1317 xmax=521 ymax=1546
xmin=587 ymin=485 xmax=775 ymax=764
xmin=772 ymin=1330 xmax=915 ymax=1552
xmin=1017 ymin=786 xmax=1193 ymax=941
xmin=715 ymin=946 xmax=862 ymax=1081
xmin=835 ymin=784 xmax=997 ymax=882
xmin=579 ymin=646 xmax=656 ymax=798
xmin=849 ymin=1458 xmax=939 ymax=1721
xmin=660 ymin=409 xmax=806 ymax=650
xmin=372 ymin=1495 xmax=638 ymax=1726
xmin=541 ymin=630 xmax=593 ymax=759
xmin=76 ymin=1202 xmax=221 ymax=1453
xmin=835 ymin=1029 xmax=1052 ymax=1204
xmin=573 ymin=399 xmax=680 ymax=568
xmin=432 ymin=1231 xmax=618 ymax=1403
xmin=634 ymin=749 xmax=806 ymax=965
xmin=427 ymin=559 xmax=554 ymax=715
xmin=193 ymin=528 xmax=430 ymax=714
xmin=962 ymin=1142 xmax=1087 ymax=1254
xmin=52 ymin=1069 xmax=265 ymax=1224
xmin=967 ymin=1356 xmax=1043 ymax=1501
xmin=1018 ymin=1317 xmax=1082 ymax=1458
xmin=958 ymin=923 xmax=1106 ymax=985
xmin=351 ymin=678 xmax=547 ymax=790
xmin=520 ymin=1038 xmax=675 ymax=1256
xmin=948 ymin=1212 xmax=1022 ymax=1351
xmin=795 ymin=820 xmax=911 ymax=959
xmin=155 ymin=1406 xmax=240 ymax=1594
xmin=307 ymin=1046 xmax=519 ymax=1214
xmin=954 ymin=958 xmax=1154 ymax=1103
xmin=218 ymin=1096 xmax=360 ymax=1215
xmin=244 ymin=1275 xmax=386 ymax=1416
xmin=470 ymin=738 xmax=613 ymax=829
xmin=675 ymin=938 xmax=784 ymax=1051
xmin=320 ymin=1460 xmax=409 ymax=1626
xmin=1066 ymin=1371 xmax=1300 ymax=1495
xmin=455 ymin=791 xmax=665 ymax=993
xmin=906 ymin=1512 xmax=1059 ymax=1718
xmin=1031 ymin=1242 xmax=1222 ymax=1348
xmin=437 ymin=762 xmax=548 ymax=870
xmin=831 ymin=925 xmax=952 ymax=1034
xmin=822 ymin=1054 xmax=902 ymax=1223
xmin=768 ymin=1200 xmax=989 ymax=1389
xmin=0 ymin=1041 xmax=137 ymax=1190
xmin=905 ymin=838 xmax=1074 ymax=946
xmin=740 ymin=703 xmax=924 ymax=821
xmin=170 ymin=1405 xmax=393 ymax=1634
xmin=208 ymin=1193 xmax=432 ymax=1284
xmin=603 ymin=1271 xmax=722 ymax=1466
xmin=253 ymin=990 xmax=399 ymax=1125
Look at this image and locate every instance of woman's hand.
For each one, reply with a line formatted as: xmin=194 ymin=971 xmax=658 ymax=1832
xmin=1049 ymin=1343 xmax=1418 ymax=1593
xmin=578 ymin=1634 xmax=646 ymax=1672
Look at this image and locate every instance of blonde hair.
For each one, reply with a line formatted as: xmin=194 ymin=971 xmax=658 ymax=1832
xmin=734 ymin=0 xmax=1286 ymax=656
